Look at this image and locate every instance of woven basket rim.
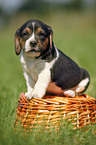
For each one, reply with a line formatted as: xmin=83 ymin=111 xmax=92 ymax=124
xmin=15 ymin=94 xmax=96 ymax=131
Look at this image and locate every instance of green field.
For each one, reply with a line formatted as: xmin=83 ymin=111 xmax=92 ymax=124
xmin=0 ymin=11 xmax=96 ymax=145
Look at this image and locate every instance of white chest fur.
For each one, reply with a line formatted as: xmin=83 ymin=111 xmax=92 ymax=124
xmin=20 ymin=49 xmax=59 ymax=81
xmin=20 ymin=50 xmax=45 ymax=82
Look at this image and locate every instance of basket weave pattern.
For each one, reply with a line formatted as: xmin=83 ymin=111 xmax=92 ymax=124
xmin=15 ymin=94 xmax=96 ymax=130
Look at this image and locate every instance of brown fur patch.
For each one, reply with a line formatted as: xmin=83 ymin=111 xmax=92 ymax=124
xmin=36 ymin=27 xmax=49 ymax=50
xmin=20 ymin=38 xmax=25 ymax=49
xmin=36 ymin=27 xmax=43 ymax=34
xmin=15 ymin=34 xmax=21 ymax=54
xmin=47 ymin=82 xmax=64 ymax=94
xmin=22 ymin=27 xmax=32 ymax=34
xmin=42 ymin=38 xmax=49 ymax=50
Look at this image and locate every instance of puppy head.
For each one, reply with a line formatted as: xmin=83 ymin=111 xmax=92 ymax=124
xmin=15 ymin=19 xmax=53 ymax=57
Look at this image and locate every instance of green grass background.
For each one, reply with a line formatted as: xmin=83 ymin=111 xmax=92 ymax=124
xmin=0 ymin=11 xmax=96 ymax=145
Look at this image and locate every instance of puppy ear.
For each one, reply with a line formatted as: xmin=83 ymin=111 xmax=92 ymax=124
xmin=15 ymin=28 xmax=21 ymax=55
xmin=47 ymin=26 xmax=53 ymax=49
xmin=49 ymin=32 xmax=53 ymax=50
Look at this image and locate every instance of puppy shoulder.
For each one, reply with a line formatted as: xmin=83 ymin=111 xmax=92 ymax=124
xmin=45 ymin=47 xmax=59 ymax=69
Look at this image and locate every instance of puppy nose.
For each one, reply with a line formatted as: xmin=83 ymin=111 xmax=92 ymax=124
xmin=30 ymin=41 xmax=37 ymax=47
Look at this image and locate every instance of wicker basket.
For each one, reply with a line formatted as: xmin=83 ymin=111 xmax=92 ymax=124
xmin=15 ymin=94 xmax=96 ymax=130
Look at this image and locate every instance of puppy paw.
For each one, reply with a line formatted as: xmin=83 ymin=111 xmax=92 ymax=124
xmin=64 ymin=90 xmax=75 ymax=97
xmin=32 ymin=89 xmax=44 ymax=99
xmin=25 ymin=88 xmax=45 ymax=99
xmin=25 ymin=89 xmax=33 ymax=99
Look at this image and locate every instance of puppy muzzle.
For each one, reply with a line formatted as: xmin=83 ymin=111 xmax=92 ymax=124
xmin=24 ymin=45 xmax=42 ymax=53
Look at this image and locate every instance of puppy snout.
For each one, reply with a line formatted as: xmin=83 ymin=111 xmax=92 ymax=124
xmin=30 ymin=41 xmax=37 ymax=47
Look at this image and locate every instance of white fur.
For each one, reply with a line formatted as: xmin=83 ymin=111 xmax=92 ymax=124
xmin=75 ymin=78 xmax=89 ymax=93
xmin=25 ymin=22 xmax=36 ymax=52
xmin=64 ymin=90 xmax=75 ymax=97
xmin=20 ymin=47 xmax=59 ymax=99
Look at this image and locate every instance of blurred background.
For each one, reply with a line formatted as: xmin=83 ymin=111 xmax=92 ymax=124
xmin=0 ymin=0 xmax=96 ymax=28
xmin=0 ymin=0 xmax=96 ymax=97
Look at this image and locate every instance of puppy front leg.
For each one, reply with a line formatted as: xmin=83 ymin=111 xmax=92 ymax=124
xmin=32 ymin=70 xmax=51 ymax=99
xmin=23 ymin=71 xmax=35 ymax=99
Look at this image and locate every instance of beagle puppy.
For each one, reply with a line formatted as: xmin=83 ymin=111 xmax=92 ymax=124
xmin=15 ymin=19 xmax=90 ymax=99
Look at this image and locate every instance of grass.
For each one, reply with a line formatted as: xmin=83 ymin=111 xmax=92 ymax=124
xmin=0 ymin=11 xmax=96 ymax=145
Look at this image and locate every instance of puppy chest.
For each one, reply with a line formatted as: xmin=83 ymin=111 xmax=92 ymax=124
xmin=21 ymin=57 xmax=47 ymax=80
xmin=24 ymin=63 xmax=40 ymax=81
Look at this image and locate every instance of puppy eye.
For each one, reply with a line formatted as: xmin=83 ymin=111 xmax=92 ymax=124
xmin=23 ymin=32 xmax=29 ymax=36
xmin=39 ymin=33 xmax=47 ymax=40
xmin=39 ymin=32 xmax=46 ymax=36
xmin=22 ymin=31 xmax=29 ymax=40
xmin=40 ymin=33 xmax=45 ymax=36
